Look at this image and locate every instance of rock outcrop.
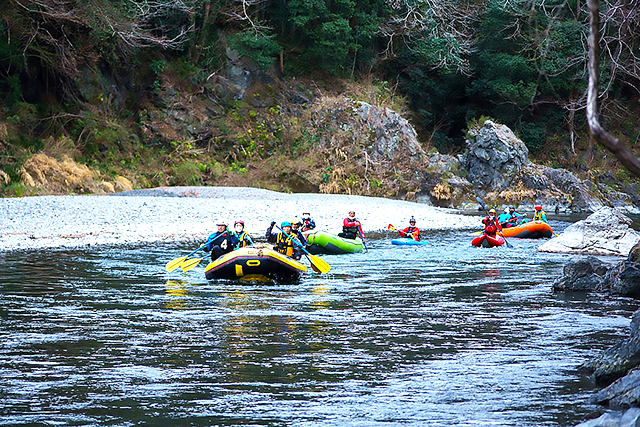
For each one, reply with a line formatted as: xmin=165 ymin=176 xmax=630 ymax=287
xmin=557 ymin=242 xmax=640 ymax=426
xmin=539 ymin=207 xmax=640 ymax=256
xmin=462 ymin=120 xmax=530 ymax=190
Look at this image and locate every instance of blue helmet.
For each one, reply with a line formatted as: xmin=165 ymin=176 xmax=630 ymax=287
xmin=281 ymin=221 xmax=292 ymax=228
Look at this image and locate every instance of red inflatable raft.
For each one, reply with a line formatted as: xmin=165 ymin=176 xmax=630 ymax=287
xmin=471 ymin=233 xmax=505 ymax=248
xmin=501 ymin=220 xmax=553 ymax=239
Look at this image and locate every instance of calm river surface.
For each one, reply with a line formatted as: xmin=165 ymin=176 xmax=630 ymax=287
xmin=1 ymin=219 xmax=638 ymax=426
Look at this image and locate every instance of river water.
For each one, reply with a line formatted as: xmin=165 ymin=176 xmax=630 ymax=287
xmin=1 ymin=219 xmax=638 ymax=426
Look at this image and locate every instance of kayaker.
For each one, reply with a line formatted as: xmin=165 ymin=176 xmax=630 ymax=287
xmin=266 ymin=221 xmax=302 ymax=260
xmin=398 ymin=217 xmax=421 ymax=241
xmin=338 ymin=211 xmax=364 ymax=241
xmin=482 ymin=209 xmax=502 ymax=237
xmin=204 ymin=220 xmax=239 ymax=260
xmin=233 ymin=220 xmax=254 ymax=248
xmin=301 ymin=212 xmax=316 ymax=232
xmin=290 ymin=219 xmax=307 ymax=246
xmin=533 ymin=205 xmax=548 ymax=223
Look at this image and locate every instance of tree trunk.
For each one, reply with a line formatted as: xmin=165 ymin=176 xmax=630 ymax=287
xmin=586 ymin=0 xmax=640 ymax=178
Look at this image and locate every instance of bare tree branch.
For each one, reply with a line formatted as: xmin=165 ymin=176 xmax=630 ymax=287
xmin=586 ymin=0 xmax=640 ymax=178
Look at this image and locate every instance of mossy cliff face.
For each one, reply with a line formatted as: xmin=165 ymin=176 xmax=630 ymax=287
xmin=1 ymin=47 xmax=638 ymax=212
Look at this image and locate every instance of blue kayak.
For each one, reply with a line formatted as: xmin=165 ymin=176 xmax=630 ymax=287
xmin=391 ymin=238 xmax=428 ymax=246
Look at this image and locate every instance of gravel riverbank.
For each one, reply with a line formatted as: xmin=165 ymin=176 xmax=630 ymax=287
xmin=0 ymin=186 xmax=480 ymax=251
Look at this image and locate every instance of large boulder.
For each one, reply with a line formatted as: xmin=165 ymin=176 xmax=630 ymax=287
xmin=463 ymin=120 xmax=530 ymax=190
xmin=539 ymin=207 xmax=640 ymax=256
xmin=603 ymin=242 xmax=640 ymax=297
xmin=575 ymin=408 xmax=640 ymax=426
xmin=552 ymin=257 xmax=613 ymax=292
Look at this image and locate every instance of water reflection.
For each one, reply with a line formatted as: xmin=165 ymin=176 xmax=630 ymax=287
xmin=0 ymin=225 xmax=638 ymax=426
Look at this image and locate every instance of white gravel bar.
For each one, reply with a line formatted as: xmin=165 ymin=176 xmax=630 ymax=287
xmin=0 ymin=186 xmax=480 ymax=251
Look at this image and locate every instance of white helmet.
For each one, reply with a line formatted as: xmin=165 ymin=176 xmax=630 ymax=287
xmin=504 ymin=207 xmax=509 ymax=214
xmin=216 ymin=219 xmax=228 ymax=226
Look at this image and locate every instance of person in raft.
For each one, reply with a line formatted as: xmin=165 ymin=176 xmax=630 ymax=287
xmin=398 ymin=216 xmax=421 ymax=241
xmin=482 ymin=209 xmax=503 ymax=237
xmin=300 ymin=212 xmax=316 ymax=232
xmin=290 ymin=219 xmax=307 ymax=246
xmin=205 ymin=220 xmax=239 ymax=260
xmin=500 ymin=206 xmax=526 ymax=228
xmin=338 ymin=210 xmax=364 ymax=240
xmin=532 ymin=204 xmax=548 ymax=223
xmin=233 ymin=220 xmax=253 ymax=248
xmin=266 ymin=221 xmax=303 ymax=260
xmin=498 ymin=207 xmax=511 ymax=227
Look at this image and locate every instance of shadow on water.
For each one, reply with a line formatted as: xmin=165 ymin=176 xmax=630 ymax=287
xmin=0 ymin=220 xmax=638 ymax=426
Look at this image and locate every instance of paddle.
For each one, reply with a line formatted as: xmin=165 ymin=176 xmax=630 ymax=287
xmin=475 ymin=196 xmax=513 ymax=248
xmin=182 ymin=230 xmax=254 ymax=272
xmin=166 ymin=245 xmax=206 ymax=272
xmin=388 ymin=223 xmax=419 ymax=240
xmin=357 ymin=226 xmax=369 ymax=253
xmin=275 ymin=225 xmax=331 ymax=274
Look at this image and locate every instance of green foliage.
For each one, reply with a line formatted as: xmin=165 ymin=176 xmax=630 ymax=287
xmin=171 ymin=161 xmax=203 ymax=185
xmin=228 ymin=32 xmax=282 ymax=70
xmin=279 ymin=0 xmax=387 ymax=75
xmin=518 ymin=122 xmax=547 ymax=155
xmin=2 ymin=183 xmax=27 ymax=197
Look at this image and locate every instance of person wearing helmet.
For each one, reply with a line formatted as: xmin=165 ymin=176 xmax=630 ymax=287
xmin=233 ymin=220 xmax=254 ymax=248
xmin=204 ymin=220 xmax=239 ymax=260
xmin=482 ymin=208 xmax=502 ymax=237
xmin=290 ymin=219 xmax=307 ymax=246
xmin=398 ymin=216 xmax=421 ymax=241
xmin=498 ymin=207 xmax=511 ymax=226
xmin=338 ymin=210 xmax=365 ymax=242
xmin=266 ymin=220 xmax=301 ymax=259
xmin=300 ymin=212 xmax=316 ymax=232
xmin=532 ymin=204 xmax=548 ymax=223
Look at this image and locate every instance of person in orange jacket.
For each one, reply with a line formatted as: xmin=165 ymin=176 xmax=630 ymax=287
xmin=398 ymin=217 xmax=421 ymax=241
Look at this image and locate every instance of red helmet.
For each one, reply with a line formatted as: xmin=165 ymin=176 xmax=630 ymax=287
xmin=534 ymin=205 xmax=542 ymax=210
xmin=234 ymin=220 xmax=245 ymax=227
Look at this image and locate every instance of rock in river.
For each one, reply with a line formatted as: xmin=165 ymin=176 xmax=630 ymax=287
xmin=539 ymin=207 xmax=640 ymax=256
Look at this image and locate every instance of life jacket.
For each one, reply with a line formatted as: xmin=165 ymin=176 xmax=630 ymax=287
xmin=301 ymin=219 xmax=315 ymax=232
xmin=274 ymin=233 xmax=295 ymax=257
xmin=401 ymin=226 xmax=420 ymax=240
xmin=236 ymin=231 xmax=252 ymax=248
xmin=342 ymin=217 xmax=360 ymax=235
xmin=205 ymin=231 xmax=236 ymax=253
xmin=533 ymin=210 xmax=547 ymax=221
xmin=482 ymin=217 xmax=501 ymax=235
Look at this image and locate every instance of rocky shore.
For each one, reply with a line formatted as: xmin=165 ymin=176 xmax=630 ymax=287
xmin=0 ymin=186 xmax=480 ymax=251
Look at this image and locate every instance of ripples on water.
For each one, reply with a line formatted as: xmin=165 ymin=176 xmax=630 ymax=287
xmin=1 ymin=219 xmax=638 ymax=426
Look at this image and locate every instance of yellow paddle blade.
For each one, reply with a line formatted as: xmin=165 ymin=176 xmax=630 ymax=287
xmin=387 ymin=224 xmax=396 ymax=231
xmin=166 ymin=256 xmax=187 ymax=272
xmin=180 ymin=257 xmax=203 ymax=272
xmin=307 ymin=253 xmax=331 ymax=274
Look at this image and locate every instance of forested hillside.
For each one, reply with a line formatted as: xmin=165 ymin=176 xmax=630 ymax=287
xmin=0 ymin=0 xmax=638 ymax=198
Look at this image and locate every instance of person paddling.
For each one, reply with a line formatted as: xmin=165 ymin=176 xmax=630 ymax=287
xmin=266 ymin=221 xmax=303 ymax=260
xmin=338 ymin=210 xmax=364 ymax=241
xmin=204 ymin=220 xmax=239 ymax=260
xmin=482 ymin=209 xmax=503 ymax=237
xmin=300 ymin=212 xmax=316 ymax=232
xmin=533 ymin=205 xmax=548 ymax=223
xmin=398 ymin=217 xmax=421 ymax=241
xmin=233 ymin=220 xmax=253 ymax=248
